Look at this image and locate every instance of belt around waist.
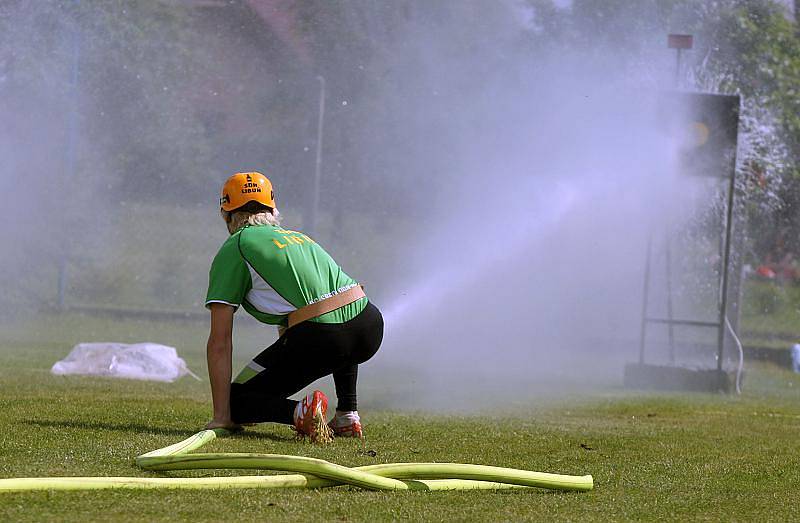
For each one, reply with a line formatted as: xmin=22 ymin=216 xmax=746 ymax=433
xmin=287 ymin=285 xmax=366 ymax=328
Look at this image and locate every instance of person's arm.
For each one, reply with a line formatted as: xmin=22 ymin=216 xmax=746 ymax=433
xmin=205 ymin=303 xmax=240 ymax=430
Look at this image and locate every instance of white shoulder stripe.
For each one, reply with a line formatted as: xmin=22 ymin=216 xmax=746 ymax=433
xmin=244 ymin=262 xmax=296 ymax=315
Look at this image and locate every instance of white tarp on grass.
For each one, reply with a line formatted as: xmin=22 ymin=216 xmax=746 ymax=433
xmin=51 ymin=342 xmax=200 ymax=382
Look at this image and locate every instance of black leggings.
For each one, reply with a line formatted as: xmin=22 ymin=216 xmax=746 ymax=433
xmin=230 ymin=301 xmax=383 ymax=425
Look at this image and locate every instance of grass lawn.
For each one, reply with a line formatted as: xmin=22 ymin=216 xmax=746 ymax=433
xmin=1 ymin=320 xmax=799 ymax=522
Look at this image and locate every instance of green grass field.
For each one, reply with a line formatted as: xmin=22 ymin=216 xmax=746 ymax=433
xmin=1 ymin=315 xmax=799 ymax=522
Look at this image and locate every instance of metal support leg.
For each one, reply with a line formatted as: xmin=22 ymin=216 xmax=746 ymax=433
xmin=639 ymin=234 xmax=653 ymax=365
xmin=665 ymin=233 xmax=676 ymax=364
xmin=717 ymin=167 xmax=737 ymax=371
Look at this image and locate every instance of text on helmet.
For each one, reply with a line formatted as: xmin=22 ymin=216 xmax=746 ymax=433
xmin=241 ymin=181 xmax=262 ymax=194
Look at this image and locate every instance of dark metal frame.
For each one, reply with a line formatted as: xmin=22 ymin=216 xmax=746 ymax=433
xmin=638 ymin=108 xmax=739 ymax=372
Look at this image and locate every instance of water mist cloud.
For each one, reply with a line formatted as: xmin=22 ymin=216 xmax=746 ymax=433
xmin=365 ymin=3 xmax=699 ymax=410
xmin=0 ymin=2 xmax=732 ymax=410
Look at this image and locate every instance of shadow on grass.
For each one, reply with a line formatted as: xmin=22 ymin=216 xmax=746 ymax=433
xmin=21 ymin=419 xmax=294 ymax=442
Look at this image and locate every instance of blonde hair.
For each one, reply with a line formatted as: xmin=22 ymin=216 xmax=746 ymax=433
xmin=225 ymin=208 xmax=282 ymax=234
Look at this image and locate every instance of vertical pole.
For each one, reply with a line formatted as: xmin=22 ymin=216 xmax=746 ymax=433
xmin=717 ymin=153 xmax=738 ymax=371
xmin=639 ymin=234 xmax=653 ymax=365
xmin=715 ymin=202 xmax=726 ymax=358
xmin=57 ymin=5 xmax=81 ymax=308
xmin=663 ymin=37 xmax=682 ymax=364
xmin=307 ymin=75 xmax=326 ymax=236
xmin=665 ymin=233 xmax=676 ymax=363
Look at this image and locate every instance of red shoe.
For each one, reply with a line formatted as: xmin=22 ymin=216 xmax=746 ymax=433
xmin=329 ymin=412 xmax=364 ymax=439
xmin=293 ymin=390 xmax=333 ymax=444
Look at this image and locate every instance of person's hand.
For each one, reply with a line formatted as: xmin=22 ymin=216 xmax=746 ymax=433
xmin=205 ymin=418 xmax=242 ymax=432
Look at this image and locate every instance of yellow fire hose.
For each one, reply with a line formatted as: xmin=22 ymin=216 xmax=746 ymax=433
xmin=0 ymin=429 xmax=593 ymax=492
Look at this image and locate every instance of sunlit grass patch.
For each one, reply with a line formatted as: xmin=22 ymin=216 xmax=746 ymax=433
xmin=1 ymin=340 xmax=798 ymax=521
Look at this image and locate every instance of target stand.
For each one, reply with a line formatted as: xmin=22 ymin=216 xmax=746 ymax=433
xmin=624 ymin=90 xmax=741 ymax=394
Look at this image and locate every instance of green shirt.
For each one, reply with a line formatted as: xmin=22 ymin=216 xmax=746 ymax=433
xmin=205 ymin=225 xmax=366 ymax=325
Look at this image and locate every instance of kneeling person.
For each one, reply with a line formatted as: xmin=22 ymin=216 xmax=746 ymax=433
xmin=204 ymin=171 xmax=383 ymax=442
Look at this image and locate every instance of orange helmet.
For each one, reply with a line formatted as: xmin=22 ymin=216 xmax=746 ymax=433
xmin=219 ymin=171 xmax=275 ymax=212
